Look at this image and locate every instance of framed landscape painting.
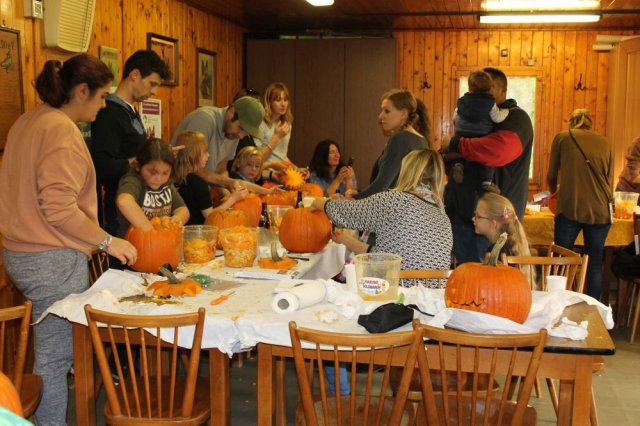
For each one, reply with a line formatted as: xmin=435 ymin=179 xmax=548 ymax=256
xmin=147 ymin=33 xmax=179 ymax=86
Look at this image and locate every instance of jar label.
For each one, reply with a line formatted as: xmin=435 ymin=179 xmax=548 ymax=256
xmin=358 ymin=277 xmax=390 ymax=296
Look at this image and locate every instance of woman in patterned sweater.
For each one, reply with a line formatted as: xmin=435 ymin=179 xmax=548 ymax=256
xmin=312 ymin=149 xmax=452 ymax=274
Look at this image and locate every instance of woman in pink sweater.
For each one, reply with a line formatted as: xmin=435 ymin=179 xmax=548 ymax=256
xmin=0 ymin=54 xmax=137 ymax=425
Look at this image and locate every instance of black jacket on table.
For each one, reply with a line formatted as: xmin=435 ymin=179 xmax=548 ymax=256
xmin=90 ymin=95 xmax=147 ymax=235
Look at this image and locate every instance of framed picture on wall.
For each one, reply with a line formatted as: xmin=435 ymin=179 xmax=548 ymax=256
xmin=197 ymin=48 xmax=216 ymax=107
xmin=99 ymin=46 xmax=120 ymax=90
xmin=0 ymin=27 xmax=24 ymax=151
xmin=146 ymin=33 xmax=179 ymax=86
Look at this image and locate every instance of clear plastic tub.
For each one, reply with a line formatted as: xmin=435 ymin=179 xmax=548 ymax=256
xmin=219 ymin=226 xmax=259 ymax=267
xmin=353 ymin=253 xmax=402 ymax=301
xmin=267 ymin=205 xmax=292 ymax=234
xmin=614 ymin=191 xmax=639 ymax=219
xmin=183 ymin=225 xmax=218 ymax=264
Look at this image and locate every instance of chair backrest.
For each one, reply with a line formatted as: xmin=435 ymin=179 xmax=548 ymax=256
xmin=547 ymin=243 xmax=589 ymax=293
xmin=0 ymin=301 xmax=31 ymax=392
xmin=415 ymin=322 xmax=547 ymax=426
xmin=288 ymin=321 xmax=423 ymax=426
xmin=84 ymin=305 xmax=205 ymax=422
xmin=399 ymin=269 xmax=452 ymax=289
xmin=503 ymin=254 xmax=587 ymax=293
xmin=89 ymin=249 xmax=109 ymax=285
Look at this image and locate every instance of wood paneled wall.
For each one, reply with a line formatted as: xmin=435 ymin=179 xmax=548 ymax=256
xmin=0 ymin=0 xmax=244 ymax=142
xmin=395 ymin=29 xmax=637 ymax=191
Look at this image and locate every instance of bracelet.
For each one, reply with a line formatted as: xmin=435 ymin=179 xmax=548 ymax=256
xmin=97 ymin=232 xmax=113 ymax=251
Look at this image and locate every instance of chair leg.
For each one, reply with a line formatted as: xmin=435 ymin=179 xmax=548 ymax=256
xmin=546 ymin=378 xmax=559 ymax=416
xmin=534 ymin=377 xmax=542 ymax=398
xmin=630 ymin=288 xmax=640 ymax=344
xmin=590 ymin=386 xmax=599 ymax=426
xmin=627 ymin=284 xmax=638 ymax=327
xmin=616 ymin=279 xmax=628 ymax=327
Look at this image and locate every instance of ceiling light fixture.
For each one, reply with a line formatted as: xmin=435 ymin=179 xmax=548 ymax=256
xmin=479 ymin=12 xmax=601 ymax=23
xmin=482 ymin=0 xmax=600 ymax=10
xmin=306 ymin=0 xmax=334 ymax=6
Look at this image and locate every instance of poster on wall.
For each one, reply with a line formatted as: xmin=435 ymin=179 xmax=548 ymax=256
xmin=0 ymin=28 xmax=24 ymax=151
xmin=99 ymin=46 xmax=120 ymax=92
xmin=140 ymin=99 xmax=162 ymax=139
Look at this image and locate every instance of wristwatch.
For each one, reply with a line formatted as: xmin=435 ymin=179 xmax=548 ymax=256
xmin=97 ymin=233 xmax=113 ymax=251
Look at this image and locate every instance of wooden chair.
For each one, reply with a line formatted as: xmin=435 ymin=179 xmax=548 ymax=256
xmin=503 ymin=253 xmax=588 ymax=293
xmin=89 ymin=249 xmax=109 ymax=285
xmin=288 ymin=321 xmax=423 ymax=425
xmin=414 ymin=322 xmax=547 ymax=426
xmin=399 ymin=269 xmax=452 ymax=289
xmin=0 ymin=301 xmax=42 ymax=419
xmin=84 ymin=305 xmax=210 ymax=425
xmin=615 ymin=213 xmax=640 ymax=343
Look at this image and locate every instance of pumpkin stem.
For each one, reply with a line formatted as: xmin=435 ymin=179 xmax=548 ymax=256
xmin=486 ymin=232 xmax=508 ymax=266
xmin=270 ymin=241 xmax=283 ymax=262
xmin=158 ymin=266 xmax=180 ymax=284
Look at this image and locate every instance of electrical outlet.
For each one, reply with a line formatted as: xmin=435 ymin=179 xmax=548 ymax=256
xmin=500 ymin=49 xmax=509 ymax=57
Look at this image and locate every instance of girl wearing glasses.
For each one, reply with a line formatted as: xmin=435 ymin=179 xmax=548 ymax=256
xmin=473 ymin=193 xmax=531 ymax=257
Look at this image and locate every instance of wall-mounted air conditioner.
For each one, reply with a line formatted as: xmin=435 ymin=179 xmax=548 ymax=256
xmin=44 ymin=0 xmax=96 ymax=53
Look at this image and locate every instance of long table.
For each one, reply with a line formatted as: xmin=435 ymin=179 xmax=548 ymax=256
xmin=257 ymin=302 xmax=615 ymax=426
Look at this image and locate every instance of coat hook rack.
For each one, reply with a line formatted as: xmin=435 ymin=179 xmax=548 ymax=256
xmin=574 ymin=73 xmax=587 ymax=91
xmin=420 ymin=72 xmax=432 ymax=90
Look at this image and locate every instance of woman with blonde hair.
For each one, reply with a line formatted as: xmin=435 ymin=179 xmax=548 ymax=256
xmin=311 ymin=149 xmax=452 ymax=275
xmin=174 ymin=131 xmax=247 ymax=225
xmin=473 ymin=193 xmax=531 ymax=257
xmin=355 ymin=89 xmax=430 ymax=199
xmin=547 ymin=108 xmax=612 ymax=299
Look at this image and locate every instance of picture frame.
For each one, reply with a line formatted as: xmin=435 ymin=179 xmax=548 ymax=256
xmin=196 ymin=48 xmax=216 ymax=107
xmin=146 ymin=32 xmax=179 ymax=86
xmin=98 ymin=46 xmax=120 ymax=90
xmin=0 ymin=27 xmax=24 ymax=152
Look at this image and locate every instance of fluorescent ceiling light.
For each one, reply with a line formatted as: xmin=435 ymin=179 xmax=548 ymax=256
xmin=483 ymin=0 xmax=600 ymax=10
xmin=480 ymin=13 xmax=601 ymax=23
xmin=306 ymin=0 xmax=334 ymax=6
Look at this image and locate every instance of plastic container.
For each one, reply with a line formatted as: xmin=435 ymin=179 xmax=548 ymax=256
xmin=614 ymin=191 xmax=639 ymax=219
xmin=267 ymin=205 xmax=292 ymax=234
xmin=353 ymin=253 xmax=402 ymax=301
xmin=219 ymin=226 xmax=258 ymax=267
xmin=183 ymin=225 xmax=218 ymax=264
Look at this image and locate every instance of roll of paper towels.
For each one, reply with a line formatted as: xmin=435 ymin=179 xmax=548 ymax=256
xmin=272 ymin=280 xmax=326 ymax=314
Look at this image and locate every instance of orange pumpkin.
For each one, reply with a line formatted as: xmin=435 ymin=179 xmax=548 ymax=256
xmin=231 ymin=193 xmax=262 ymax=227
xmin=444 ymin=233 xmax=532 ymax=323
xmin=279 ymin=207 xmax=332 ymax=253
xmin=258 ymin=256 xmax=297 ymax=270
xmin=125 ymin=216 xmax=183 ymax=273
xmin=300 ymin=182 xmax=324 ymax=197
xmin=262 ymin=191 xmax=297 ymax=207
xmin=147 ymin=277 xmax=203 ymax=297
xmin=0 ymin=372 xmax=23 ymax=417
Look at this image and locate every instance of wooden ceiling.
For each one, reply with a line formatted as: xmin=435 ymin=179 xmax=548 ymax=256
xmin=184 ymin=0 xmax=640 ymax=34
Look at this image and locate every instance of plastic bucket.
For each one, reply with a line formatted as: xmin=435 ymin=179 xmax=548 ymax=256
xmin=353 ymin=253 xmax=402 ymax=301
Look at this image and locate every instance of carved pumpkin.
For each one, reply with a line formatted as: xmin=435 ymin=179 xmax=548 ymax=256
xmin=231 ymin=193 xmax=262 ymax=227
xmin=262 ymin=191 xmax=297 ymax=207
xmin=125 ymin=216 xmax=183 ymax=273
xmin=445 ymin=233 xmax=532 ymax=323
xmin=280 ymin=168 xmax=305 ymax=190
xmin=300 ymin=183 xmax=324 ymax=198
xmin=279 ymin=207 xmax=332 ymax=253
xmin=147 ymin=267 xmax=203 ymax=297
xmin=0 ymin=372 xmax=23 ymax=416
xmin=205 ymin=209 xmax=248 ymax=248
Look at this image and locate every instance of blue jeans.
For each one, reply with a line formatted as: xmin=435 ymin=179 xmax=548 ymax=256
xmin=325 ymin=364 xmax=350 ymax=395
xmin=452 ymin=222 xmax=491 ymax=265
xmin=554 ymin=214 xmax=611 ymax=300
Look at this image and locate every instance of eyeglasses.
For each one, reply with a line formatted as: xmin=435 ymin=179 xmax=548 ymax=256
xmin=473 ymin=212 xmax=491 ymax=221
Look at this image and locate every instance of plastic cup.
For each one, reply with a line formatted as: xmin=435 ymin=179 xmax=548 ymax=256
xmin=353 ymin=253 xmax=402 ymax=301
xmin=267 ymin=205 xmax=292 ymax=234
xmin=614 ymin=191 xmax=639 ymax=219
xmin=219 ymin=226 xmax=258 ymax=268
xmin=183 ymin=225 xmax=218 ymax=264
xmin=546 ymin=275 xmax=567 ymax=292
